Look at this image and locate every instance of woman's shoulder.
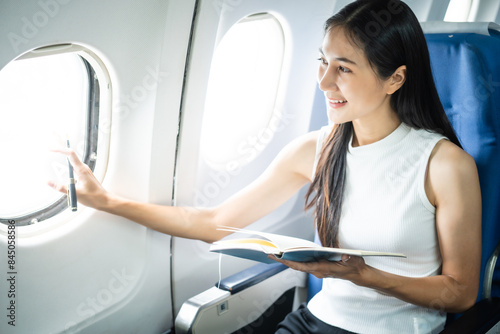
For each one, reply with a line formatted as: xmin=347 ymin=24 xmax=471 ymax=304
xmin=430 ymin=139 xmax=476 ymax=170
xmin=277 ymin=129 xmax=322 ymax=182
xmin=426 ymin=139 xmax=479 ymax=206
xmin=283 ymin=129 xmax=320 ymax=159
xmin=408 ymin=127 xmax=464 ymax=161
xmin=409 ymin=126 xmax=446 ymax=142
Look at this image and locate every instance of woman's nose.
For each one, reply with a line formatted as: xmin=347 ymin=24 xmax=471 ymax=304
xmin=318 ymin=67 xmax=338 ymax=92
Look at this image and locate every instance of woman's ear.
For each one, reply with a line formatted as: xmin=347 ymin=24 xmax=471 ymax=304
xmin=387 ymin=65 xmax=407 ymax=95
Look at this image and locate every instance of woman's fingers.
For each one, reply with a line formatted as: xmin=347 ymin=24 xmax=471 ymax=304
xmin=48 ymin=147 xmax=88 ymax=195
xmin=267 ymin=254 xmax=365 ymax=280
xmin=341 ymin=254 xmax=351 ymax=262
xmin=50 ymin=147 xmax=88 ymax=174
xmin=48 ymin=146 xmax=111 ymax=210
xmin=268 ymin=255 xmax=330 ymax=273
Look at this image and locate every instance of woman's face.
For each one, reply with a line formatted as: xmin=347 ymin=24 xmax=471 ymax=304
xmin=317 ymin=27 xmax=396 ymax=126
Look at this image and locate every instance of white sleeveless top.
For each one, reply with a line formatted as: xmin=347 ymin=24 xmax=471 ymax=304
xmin=308 ymin=123 xmax=447 ymax=334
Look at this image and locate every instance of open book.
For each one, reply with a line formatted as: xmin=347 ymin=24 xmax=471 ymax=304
xmin=210 ymin=226 xmax=406 ymax=264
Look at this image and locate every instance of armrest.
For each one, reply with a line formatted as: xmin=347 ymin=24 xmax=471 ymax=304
xmin=482 ymin=239 xmax=500 ymax=299
xmin=175 ymin=262 xmax=307 ymax=334
xmin=440 ymin=298 xmax=500 ymax=334
xmin=218 ymin=262 xmax=288 ymax=293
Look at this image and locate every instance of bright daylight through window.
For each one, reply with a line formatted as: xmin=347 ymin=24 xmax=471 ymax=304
xmin=0 ymin=52 xmax=92 ymax=226
xmin=200 ymin=13 xmax=285 ymax=169
xmin=444 ymin=0 xmax=473 ymax=21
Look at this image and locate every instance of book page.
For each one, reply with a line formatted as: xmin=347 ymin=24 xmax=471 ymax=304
xmin=214 ymin=238 xmax=278 ymax=249
xmin=217 ymin=226 xmax=318 ymax=250
xmin=210 ymin=239 xmax=281 ymax=264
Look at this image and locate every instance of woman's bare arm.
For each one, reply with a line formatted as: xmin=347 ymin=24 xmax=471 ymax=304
xmin=49 ymin=131 xmax=318 ymax=243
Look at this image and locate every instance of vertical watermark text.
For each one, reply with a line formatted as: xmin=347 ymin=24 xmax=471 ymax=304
xmin=6 ymin=219 xmax=17 ymax=327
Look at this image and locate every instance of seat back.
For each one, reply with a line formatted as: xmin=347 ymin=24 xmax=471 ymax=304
xmin=307 ymin=22 xmax=500 ymax=302
xmin=424 ymin=22 xmax=500 ymax=299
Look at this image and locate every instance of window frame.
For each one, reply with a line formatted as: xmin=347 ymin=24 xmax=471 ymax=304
xmin=0 ymin=44 xmax=107 ymax=227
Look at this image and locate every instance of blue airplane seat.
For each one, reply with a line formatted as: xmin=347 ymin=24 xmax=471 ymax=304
xmin=423 ymin=22 xmax=500 ymax=302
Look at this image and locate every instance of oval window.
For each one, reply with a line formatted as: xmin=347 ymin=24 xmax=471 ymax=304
xmin=0 ymin=46 xmax=106 ymax=226
xmin=200 ymin=13 xmax=285 ymax=169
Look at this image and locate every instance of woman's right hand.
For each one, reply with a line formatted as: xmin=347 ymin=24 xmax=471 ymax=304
xmin=48 ymin=148 xmax=110 ymax=210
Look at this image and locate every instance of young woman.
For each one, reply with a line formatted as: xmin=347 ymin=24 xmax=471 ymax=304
xmin=50 ymin=0 xmax=481 ymax=333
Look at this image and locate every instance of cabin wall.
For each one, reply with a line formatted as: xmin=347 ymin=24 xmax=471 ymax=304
xmin=0 ymin=0 xmax=196 ymax=333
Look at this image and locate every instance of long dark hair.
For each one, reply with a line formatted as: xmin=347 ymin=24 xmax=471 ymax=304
xmin=305 ymin=0 xmax=461 ymax=248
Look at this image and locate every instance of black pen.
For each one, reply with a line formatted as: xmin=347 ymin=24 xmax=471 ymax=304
xmin=67 ymin=140 xmax=77 ymax=212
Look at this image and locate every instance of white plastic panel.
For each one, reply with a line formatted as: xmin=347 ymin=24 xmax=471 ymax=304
xmin=469 ymin=0 xmax=500 ymax=23
xmin=171 ymin=0 xmax=336 ymax=316
xmin=0 ymin=0 xmax=196 ymax=333
xmin=330 ymin=0 xmax=452 ymax=22
xmin=405 ymin=0 xmax=451 ymax=21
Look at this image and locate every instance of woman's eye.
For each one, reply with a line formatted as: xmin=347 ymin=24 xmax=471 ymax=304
xmin=317 ymin=57 xmax=327 ymax=65
xmin=338 ymin=66 xmax=351 ymax=73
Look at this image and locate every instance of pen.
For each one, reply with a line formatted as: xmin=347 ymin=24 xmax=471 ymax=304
xmin=67 ymin=140 xmax=77 ymax=212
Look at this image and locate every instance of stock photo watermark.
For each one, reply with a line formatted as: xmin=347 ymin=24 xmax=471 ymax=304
xmin=7 ymin=0 xmax=73 ymax=53
xmin=99 ymin=65 xmax=169 ymax=136
xmin=5 ymin=220 xmax=17 ymax=327
xmin=347 ymin=0 xmax=404 ymax=42
xmin=461 ymin=73 xmax=500 ymax=113
xmin=60 ymin=268 xmax=136 ymax=332
xmin=429 ymin=278 xmax=468 ymax=313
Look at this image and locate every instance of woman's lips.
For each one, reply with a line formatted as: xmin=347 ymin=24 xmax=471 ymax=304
xmin=327 ymin=98 xmax=348 ymax=108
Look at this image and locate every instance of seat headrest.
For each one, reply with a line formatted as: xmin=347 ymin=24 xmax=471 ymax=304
xmin=421 ymin=21 xmax=500 ymax=36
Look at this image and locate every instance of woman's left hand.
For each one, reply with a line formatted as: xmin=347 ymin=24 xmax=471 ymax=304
xmin=268 ymin=254 xmax=369 ymax=285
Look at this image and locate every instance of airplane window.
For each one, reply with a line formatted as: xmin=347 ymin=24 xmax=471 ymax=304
xmin=444 ymin=0 xmax=473 ymax=21
xmin=0 ymin=51 xmax=100 ymax=226
xmin=200 ymin=13 xmax=285 ymax=169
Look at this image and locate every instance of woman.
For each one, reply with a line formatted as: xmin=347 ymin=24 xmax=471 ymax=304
xmin=50 ymin=0 xmax=481 ymax=333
